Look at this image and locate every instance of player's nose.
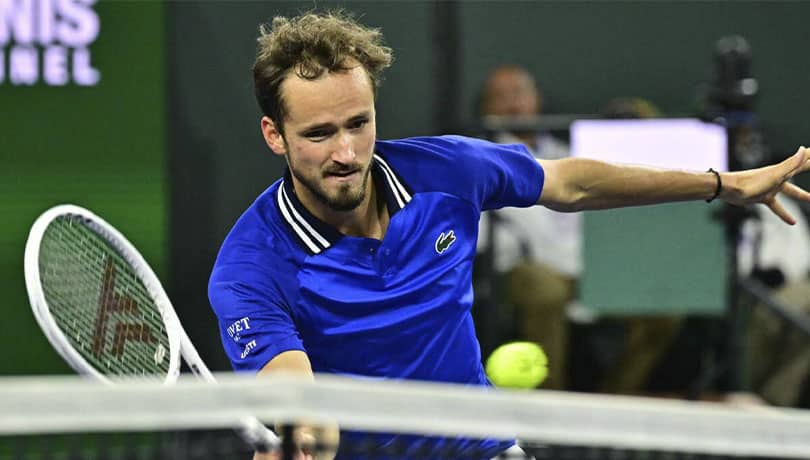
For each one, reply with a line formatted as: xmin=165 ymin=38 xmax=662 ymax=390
xmin=332 ymin=132 xmax=356 ymax=162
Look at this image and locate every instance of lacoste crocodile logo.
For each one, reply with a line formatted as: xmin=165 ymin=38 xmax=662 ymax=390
xmin=435 ymin=230 xmax=457 ymax=254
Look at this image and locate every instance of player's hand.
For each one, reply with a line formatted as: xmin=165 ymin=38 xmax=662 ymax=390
xmin=253 ymin=423 xmax=340 ymax=460
xmin=721 ymin=146 xmax=810 ymax=224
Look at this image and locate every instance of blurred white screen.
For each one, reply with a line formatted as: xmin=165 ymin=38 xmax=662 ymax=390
xmin=571 ymin=119 xmax=728 ymax=172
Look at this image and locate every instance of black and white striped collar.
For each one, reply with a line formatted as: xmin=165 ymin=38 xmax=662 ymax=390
xmin=276 ymin=154 xmax=414 ymax=255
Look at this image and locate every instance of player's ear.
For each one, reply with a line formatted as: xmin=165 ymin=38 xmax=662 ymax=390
xmin=261 ymin=116 xmax=287 ymax=156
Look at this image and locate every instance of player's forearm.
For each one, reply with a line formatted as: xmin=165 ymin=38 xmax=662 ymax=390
xmin=260 ymin=350 xmax=316 ymax=378
xmin=257 ymin=352 xmax=338 ymax=460
xmin=538 ymin=157 xmax=722 ymax=212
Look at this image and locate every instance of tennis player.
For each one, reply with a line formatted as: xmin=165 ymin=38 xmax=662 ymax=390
xmin=208 ymin=11 xmax=810 ymax=460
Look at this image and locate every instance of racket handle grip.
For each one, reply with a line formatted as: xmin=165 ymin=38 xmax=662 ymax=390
xmin=238 ymin=416 xmax=280 ymax=452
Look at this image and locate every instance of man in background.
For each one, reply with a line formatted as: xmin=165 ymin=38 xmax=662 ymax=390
xmin=477 ymin=65 xmax=580 ymax=390
xmin=741 ymin=194 xmax=810 ymax=407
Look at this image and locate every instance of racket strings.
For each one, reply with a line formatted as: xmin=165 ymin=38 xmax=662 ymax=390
xmin=38 ymin=215 xmax=171 ymax=377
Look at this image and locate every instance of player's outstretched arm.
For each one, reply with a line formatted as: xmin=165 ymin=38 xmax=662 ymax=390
xmin=254 ymin=351 xmax=340 ymax=460
xmin=537 ymin=146 xmax=810 ymax=224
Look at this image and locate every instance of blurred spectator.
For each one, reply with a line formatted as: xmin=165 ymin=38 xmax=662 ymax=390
xmin=595 ymin=97 xmax=686 ymax=395
xmin=601 ymin=97 xmax=661 ymax=120
xmin=740 ymin=196 xmax=810 ymax=407
xmin=476 ymin=65 xmax=581 ymax=390
xmin=597 ymin=99 xmax=810 ymax=405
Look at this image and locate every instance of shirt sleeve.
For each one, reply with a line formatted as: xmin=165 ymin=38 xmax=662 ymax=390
xmin=376 ymin=135 xmax=545 ymax=211
xmin=208 ymin=268 xmax=305 ymax=372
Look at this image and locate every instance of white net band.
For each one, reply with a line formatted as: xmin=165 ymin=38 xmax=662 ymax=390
xmin=3 ymin=373 xmax=810 ymax=458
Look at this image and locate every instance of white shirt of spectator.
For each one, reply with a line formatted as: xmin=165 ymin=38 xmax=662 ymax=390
xmin=477 ymin=132 xmax=583 ymax=277
xmin=738 ymin=197 xmax=810 ymax=284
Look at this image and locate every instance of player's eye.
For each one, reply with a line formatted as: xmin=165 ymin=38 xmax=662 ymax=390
xmin=348 ymin=118 xmax=369 ymax=130
xmin=303 ymin=129 xmax=333 ymax=141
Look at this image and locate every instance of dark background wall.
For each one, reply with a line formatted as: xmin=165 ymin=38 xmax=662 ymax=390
xmin=4 ymin=1 xmax=809 ymax=374
xmin=457 ymin=1 xmax=810 ymax=156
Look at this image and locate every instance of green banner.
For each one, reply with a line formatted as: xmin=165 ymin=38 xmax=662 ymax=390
xmin=1 ymin=1 xmax=166 ymax=375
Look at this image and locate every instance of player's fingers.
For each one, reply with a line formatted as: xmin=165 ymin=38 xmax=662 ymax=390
xmin=782 ymin=182 xmax=810 ymax=202
xmin=801 ymin=146 xmax=810 ymax=167
xmin=767 ymin=198 xmax=796 ymax=225
xmin=784 ymin=146 xmax=808 ymax=178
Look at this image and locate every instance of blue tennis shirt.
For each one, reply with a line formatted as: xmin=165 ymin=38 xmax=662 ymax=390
xmin=209 ymin=135 xmax=544 ymax=458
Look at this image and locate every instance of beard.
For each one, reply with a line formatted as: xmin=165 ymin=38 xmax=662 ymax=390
xmin=288 ymin=158 xmax=372 ymax=212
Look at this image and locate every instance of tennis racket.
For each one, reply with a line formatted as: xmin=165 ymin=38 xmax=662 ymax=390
xmin=23 ymin=204 xmax=279 ymax=451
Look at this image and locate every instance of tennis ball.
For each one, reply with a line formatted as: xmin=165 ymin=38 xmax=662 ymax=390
xmin=485 ymin=341 xmax=548 ymax=389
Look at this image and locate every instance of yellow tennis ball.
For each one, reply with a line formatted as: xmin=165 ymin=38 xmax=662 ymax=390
xmin=485 ymin=341 xmax=548 ymax=389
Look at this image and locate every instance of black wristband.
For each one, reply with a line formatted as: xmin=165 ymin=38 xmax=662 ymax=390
xmin=706 ymin=168 xmax=722 ymax=203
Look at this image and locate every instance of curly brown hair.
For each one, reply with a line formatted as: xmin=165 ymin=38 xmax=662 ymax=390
xmin=253 ymin=11 xmax=393 ymax=135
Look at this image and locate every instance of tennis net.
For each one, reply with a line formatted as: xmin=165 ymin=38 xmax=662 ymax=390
xmin=2 ymin=372 xmax=809 ymax=459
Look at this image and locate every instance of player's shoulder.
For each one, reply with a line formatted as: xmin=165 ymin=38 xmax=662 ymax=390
xmin=375 ymin=135 xmax=498 ymax=162
xmin=375 ymin=135 xmax=495 ymax=188
xmin=374 ymin=135 xmax=534 ymax=194
xmin=210 ymin=180 xmax=302 ymax=283
xmin=208 ymin=180 xmax=303 ymax=316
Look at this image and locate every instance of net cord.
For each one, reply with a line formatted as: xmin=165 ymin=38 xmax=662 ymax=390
xmin=2 ymin=373 xmax=809 ymax=458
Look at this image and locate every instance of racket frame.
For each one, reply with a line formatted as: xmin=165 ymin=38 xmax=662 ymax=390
xmin=24 ymin=204 xmax=279 ymax=449
xmin=24 ymin=204 xmax=183 ymax=384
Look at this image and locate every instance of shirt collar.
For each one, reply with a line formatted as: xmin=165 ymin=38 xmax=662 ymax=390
xmin=276 ymin=154 xmax=413 ymax=255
